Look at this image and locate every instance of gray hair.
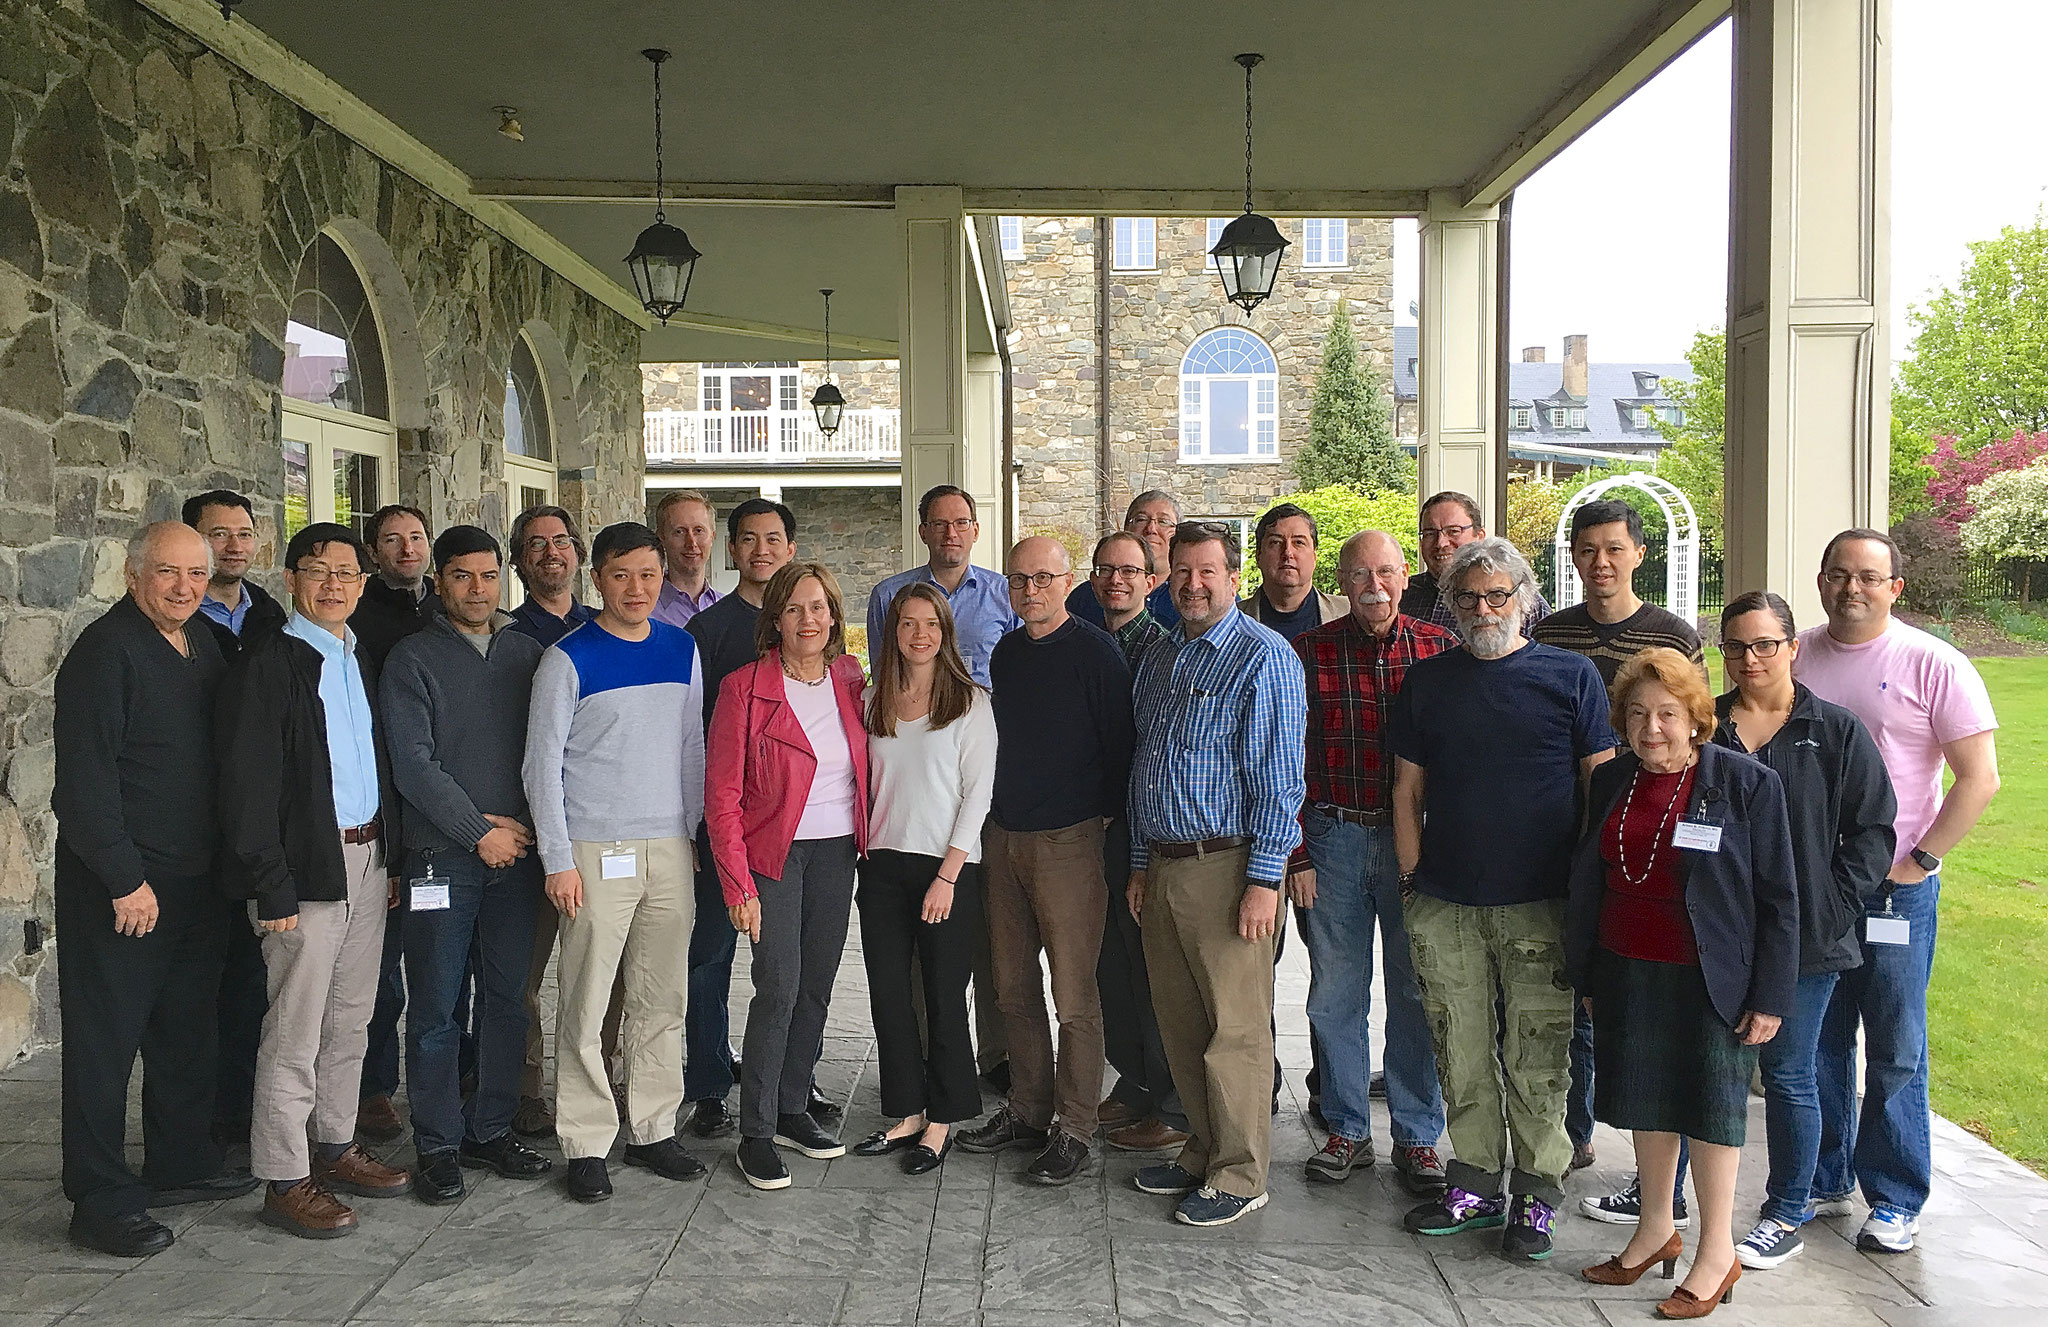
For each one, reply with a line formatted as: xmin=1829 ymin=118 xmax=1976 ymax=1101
xmin=1125 ymin=489 xmax=1181 ymax=521
xmin=1443 ymin=536 xmax=1538 ymax=619
xmin=125 ymin=521 xmax=212 ymax=576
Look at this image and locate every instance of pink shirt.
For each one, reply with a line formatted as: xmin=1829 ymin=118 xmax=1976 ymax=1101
xmin=1794 ymin=618 xmax=1997 ymax=866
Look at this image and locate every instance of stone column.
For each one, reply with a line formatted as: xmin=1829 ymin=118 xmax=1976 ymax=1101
xmin=1416 ymin=192 xmax=1506 ymax=527
xmin=896 ymin=186 xmax=970 ymax=566
xmin=1724 ymin=0 xmax=1890 ymax=624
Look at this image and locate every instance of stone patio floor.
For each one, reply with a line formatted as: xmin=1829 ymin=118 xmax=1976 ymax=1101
xmin=3 ymin=931 xmax=2046 ymax=1326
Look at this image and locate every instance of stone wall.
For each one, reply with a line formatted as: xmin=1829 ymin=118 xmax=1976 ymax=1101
xmin=642 ymin=360 xmax=899 ymax=413
xmin=0 ymin=0 xmax=647 ymax=1062
xmin=638 ymin=483 xmax=901 ymax=628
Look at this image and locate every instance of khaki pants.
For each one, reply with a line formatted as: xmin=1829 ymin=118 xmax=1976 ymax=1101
xmin=1402 ymin=893 xmax=1575 ymax=1205
xmin=249 ymin=835 xmax=388 ymax=1181
xmin=555 ymin=836 xmax=693 ymax=1160
xmin=1141 ymin=845 xmax=1275 ymax=1198
xmin=984 ymin=820 xmax=1108 ymax=1141
xmin=521 ymin=904 xmax=624 ymax=1102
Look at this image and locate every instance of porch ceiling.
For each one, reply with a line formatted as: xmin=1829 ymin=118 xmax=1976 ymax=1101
xmin=224 ymin=0 xmax=1722 ymax=362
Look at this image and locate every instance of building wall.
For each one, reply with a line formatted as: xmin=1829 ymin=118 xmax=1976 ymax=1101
xmin=642 ymin=360 xmax=900 ymax=413
xmin=0 ymin=0 xmax=647 ymax=1062
xmin=639 ymin=484 xmax=902 ymax=627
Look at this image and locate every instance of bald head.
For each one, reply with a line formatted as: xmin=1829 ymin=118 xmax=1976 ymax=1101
xmin=124 ymin=521 xmax=212 ymax=637
xmin=1338 ymin=529 xmax=1408 ymax=634
xmin=1007 ymin=535 xmax=1074 ymax=635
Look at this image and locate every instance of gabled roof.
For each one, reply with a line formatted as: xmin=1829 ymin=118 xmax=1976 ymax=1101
xmin=1391 ymin=326 xmax=1689 ymax=450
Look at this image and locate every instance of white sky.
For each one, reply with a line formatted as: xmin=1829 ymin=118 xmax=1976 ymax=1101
xmin=1392 ymin=0 xmax=2048 ymax=367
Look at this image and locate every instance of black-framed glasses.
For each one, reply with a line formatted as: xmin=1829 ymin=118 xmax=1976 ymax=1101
xmin=922 ymin=517 xmax=978 ymax=533
xmin=1006 ymin=571 xmax=1067 ymax=590
xmin=523 ymin=534 xmax=577 ymax=554
xmin=1721 ymin=637 xmax=1791 ymax=659
xmin=1091 ymin=563 xmax=1147 ymax=581
xmin=1451 ymin=587 xmax=1516 ymax=610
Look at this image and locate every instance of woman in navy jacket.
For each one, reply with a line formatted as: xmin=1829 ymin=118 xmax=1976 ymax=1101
xmin=1564 ymin=647 xmax=1798 ymax=1320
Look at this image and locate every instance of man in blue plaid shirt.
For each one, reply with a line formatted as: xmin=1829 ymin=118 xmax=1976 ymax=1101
xmin=1125 ymin=522 xmax=1307 ymax=1228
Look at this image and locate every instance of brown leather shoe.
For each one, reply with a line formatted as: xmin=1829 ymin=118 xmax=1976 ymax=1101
xmin=260 ymin=1179 xmax=358 ymax=1239
xmin=1104 ymin=1117 xmax=1190 ymax=1153
xmin=355 ymin=1094 xmax=403 ymax=1143
xmin=315 ymin=1144 xmax=412 ymax=1198
xmin=1096 ymin=1097 xmax=1143 ymax=1131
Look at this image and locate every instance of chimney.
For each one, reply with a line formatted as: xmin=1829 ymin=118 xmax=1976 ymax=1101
xmin=1562 ymin=333 xmax=1588 ymax=399
xmin=1521 ymin=346 xmax=1546 ymax=362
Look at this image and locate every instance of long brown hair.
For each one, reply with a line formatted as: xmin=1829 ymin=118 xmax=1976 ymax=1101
xmin=864 ymin=580 xmax=980 ymax=737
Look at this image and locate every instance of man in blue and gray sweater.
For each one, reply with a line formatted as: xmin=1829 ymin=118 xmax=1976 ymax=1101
xmin=523 ymin=522 xmax=709 ymax=1204
xmin=381 ymin=526 xmax=555 ymax=1205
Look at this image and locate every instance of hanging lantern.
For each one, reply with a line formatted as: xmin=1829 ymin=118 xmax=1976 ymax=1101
xmin=1209 ymin=53 xmax=1289 ymax=315
xmin=811 ymin=288 xmax=845 ymax=436
xmin=623 ymin=49 xmax=701 ymax=323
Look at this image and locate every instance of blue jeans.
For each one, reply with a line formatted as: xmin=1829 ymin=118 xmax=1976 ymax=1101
xmin=401 ymin=849 xmax=542 ymax=1156
xmin=683 ymin=828 xmax=740 ymax=1103
xmin=1758 ymin=969 xmax=1841 ymax=1226
xmin=1815 ymin=876 xmax=1939 ymax=1217
xmin=1298 ymin=814 xmax=1443 ymax=1147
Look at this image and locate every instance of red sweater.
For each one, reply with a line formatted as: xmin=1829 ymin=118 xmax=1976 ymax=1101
xmin=1598 ymin=764 xmax=1699 ymax=965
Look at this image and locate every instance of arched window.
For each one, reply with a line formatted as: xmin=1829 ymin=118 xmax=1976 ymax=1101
xmin=281 ymin=231 xmax=397 ymax=540
xmin=504 ymin=331 xmax=557 ymax=514
xmin=1179 ymin=327 xmax=1278 ymax=462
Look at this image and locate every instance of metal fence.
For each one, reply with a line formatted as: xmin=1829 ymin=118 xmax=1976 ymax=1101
xmin=1528 ymin=538 xmax=1726 ymax=621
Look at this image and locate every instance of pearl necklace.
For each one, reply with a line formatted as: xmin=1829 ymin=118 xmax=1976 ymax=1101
xmin=782 ymin=659 xmax=828 ymax=687
xmin=1613 ymin=757 xmax=1694 ymax=887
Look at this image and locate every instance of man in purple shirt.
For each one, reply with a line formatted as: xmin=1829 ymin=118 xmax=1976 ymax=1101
xmin=651 ymin=490 xmax=722 ymax=629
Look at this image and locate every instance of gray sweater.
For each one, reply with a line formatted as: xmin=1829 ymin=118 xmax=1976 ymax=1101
xmin=522 ymin=618 xmax=707 ymax=875
xmin=380 ymin=614 xmax=544 ymax=858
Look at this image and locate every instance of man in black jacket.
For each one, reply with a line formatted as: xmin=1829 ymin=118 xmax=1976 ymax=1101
xmin=218 ymin=522 xmax=413 ymax=1239
xmin=181 ymin=489 xmax=288 ymax=1153
xmin=53 ymin=522 xmax=261 ymax=1257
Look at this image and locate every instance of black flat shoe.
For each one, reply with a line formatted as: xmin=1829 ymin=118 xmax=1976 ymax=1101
xmin=903 ymin=1134 xmax=952 ymax=1176
xmin=69 ymin=1209 xmax=174 ymax=1257
xmin=416 ymin=1150 xmax=465 ymax=1205
xmin=853 ymin=1129 xmax=920 ymax=1158
xmin=806 ymin=1085 xmax=844 ymax=1123
xmin=565 ymin=1157 xmax=612 ymax=1203
xmin=149 ymin=1169 xmax=261 ymax=1207
xmin=460 ymin=1133 xmax=553 ymax=1179
xmin=689 ymin=1097 xmax=736 ymax=1139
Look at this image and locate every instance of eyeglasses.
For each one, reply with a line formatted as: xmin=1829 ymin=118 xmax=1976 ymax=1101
xmin=1126 ymin=514 xmax=1179 ymax=532
xmin=1721 ymin=637 xmax=1790 ymax=659
xmin=1006 ymin=571 xmax=1067 ymax=590
xmin=1091 ymin=563 xmax=1147 ymax=581
xmin=923 ymin=517 xmax=978 ymax=533
xmin=293 ymin=564 xmax=364 ymax=586
xmin=1419 ymin=522 xmax=1475 ymax=543
xmin=1822 ymin=569 xmax=1895 ymax=588
xmin=522 ymin=535 xmax=577 ymax=555
xmin=1451 ymin=587 xmax=1516 ymax=610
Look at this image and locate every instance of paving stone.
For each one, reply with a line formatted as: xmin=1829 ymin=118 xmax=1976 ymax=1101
xmin=72 ymin=1267 xmax=368 ymax=1322
xmin=351 ymin=1226 xmax=673 ymax=1323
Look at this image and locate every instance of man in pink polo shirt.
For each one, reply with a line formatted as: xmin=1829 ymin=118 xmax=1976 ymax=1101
xmin=1793 ymin=527 xmax=2000 ymax=1255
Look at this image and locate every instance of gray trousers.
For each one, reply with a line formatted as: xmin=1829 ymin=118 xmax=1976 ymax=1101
xmin=740 ymin=835 xmax=858 ymax=1139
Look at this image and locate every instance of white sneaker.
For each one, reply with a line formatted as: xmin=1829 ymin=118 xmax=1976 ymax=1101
xmin=1809 ymin=1194 xmax=1856 ymax=1218
xmin=1856 ymin=1207 xmax=1919 ymax=1252
xmin=1736 ymin=1219 xmax=1805 ymax=1269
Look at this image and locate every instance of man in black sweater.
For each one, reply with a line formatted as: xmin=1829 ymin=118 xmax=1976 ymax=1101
xmin=959 ymin=537 xmax=1135 ymax=1185
xmin=54 ymin=522 xmax=259 ymax=1257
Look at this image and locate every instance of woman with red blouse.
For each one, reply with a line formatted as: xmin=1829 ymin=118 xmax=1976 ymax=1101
xmin=1563 ymin=648 xmax=1799 ymax=1320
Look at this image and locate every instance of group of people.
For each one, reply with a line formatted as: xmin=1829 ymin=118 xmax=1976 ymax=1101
xmin=51 ymin=477 xmax=1999 ymax=1321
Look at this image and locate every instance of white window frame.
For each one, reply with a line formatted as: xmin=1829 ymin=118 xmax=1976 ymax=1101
xmin=1112 ymin=217 xmax=1157 ymax=271
xmin=1510 ymin=407 xmax=1534 ymax=430
xmin=282 ymin=397 xmax=396 ymax=541
xmin=1301 ymin=218 xmax=1349 ymax=268
xmin=1178 ymin=328 xmax=1280 ymax=464
xmin=503 ymin=333 xmax=559 ymax=546
xmin=1206 ymin=217 xmax=1228 ymax=251
xmin=1549 ymin=407 xmax=1570 ymax=428
xmin=1570 ymin=407 xmax=1587 ymax=429
xmin=998 ymin=216 xmax=1025 ymax=260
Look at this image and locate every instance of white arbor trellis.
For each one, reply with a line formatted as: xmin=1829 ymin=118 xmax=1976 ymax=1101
xmin=1553 ymin=474 xmax=1700 ymax=621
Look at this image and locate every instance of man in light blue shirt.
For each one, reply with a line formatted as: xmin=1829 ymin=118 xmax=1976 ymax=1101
xmin=285 ymin=612 xmax=381 ymax=829
xmin=866 ymin=485 xmax=1018 ymax=688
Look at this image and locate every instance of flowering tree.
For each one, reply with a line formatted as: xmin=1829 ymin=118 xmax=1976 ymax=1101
xmin=1958 ymin=458 xmax=2048 ymax=607
xmin=1923 ymin=429 xmax=2048 ymax=532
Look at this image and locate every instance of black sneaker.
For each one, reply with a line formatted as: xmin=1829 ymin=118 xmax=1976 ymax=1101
xmin=957 ymin=1107 xmax=1050 ymax=1154
xmin=565 ymin=1157 xmax=611 ymax=1204
xmin=1304 ymin=1134 xmax=1371 ymax=1184
xmin=1578 ymin=1178 xmax=1691 ymax=1229
xmin=460 ymin=1133 xmax=553 ymax=1179
xmin=1501 ymin=1194 xmax=1557 ymax=1261
xmin=1134 ymin=1162 xmax=1202 ymax=1196
xmin=415 ymin=1150 xmax=465 ymax=1205
xmin=738 ymin=1136 xmax=790 ymax=1191
xmin=1024 ymin=1132 xmax=1089 ymax=1186
xmin=1736 ymin=1218 xmax=1805 ymax=1269
xmin=1404 ymin=1186 xmax=1508 ymax=1235
xmin=623 ymin=1137 xmax=709 ymax=1181
xmin=688 ymin=1097 xmax=735 ymax=1139
xmin=772 ymin=1112 xmax=845 ymax=1159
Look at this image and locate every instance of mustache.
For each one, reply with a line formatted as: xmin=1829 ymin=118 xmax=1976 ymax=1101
xmin=1354 ymin=590 xmax=1392 ymax=606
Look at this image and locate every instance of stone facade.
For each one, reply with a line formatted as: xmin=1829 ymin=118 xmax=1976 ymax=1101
xmin=639 ymin=484 xmax=901 ymax=627
xmin=643 ymin=360 xmax=899 ymax=414
xmin=0 ymin=0 xmax=647 ymax=1062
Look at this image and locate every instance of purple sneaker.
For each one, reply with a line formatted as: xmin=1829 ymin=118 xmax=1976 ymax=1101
xmin=1404 ymin=1185 xmax=1508 ymax=1235
xmin=1502 ymin=1194 xmax=1556 ymax=1260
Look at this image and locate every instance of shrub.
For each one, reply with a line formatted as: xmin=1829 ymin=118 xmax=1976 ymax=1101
xmin=1891 ymin=517 xmax=1969 ymax=617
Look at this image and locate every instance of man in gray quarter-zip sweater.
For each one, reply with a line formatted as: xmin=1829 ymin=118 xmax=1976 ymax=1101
xmin=381 ymin=527 xmax=554 ymax=1204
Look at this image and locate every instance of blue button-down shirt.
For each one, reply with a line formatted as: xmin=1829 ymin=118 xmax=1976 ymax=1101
xmin=651 ymin=579 xmax=721 ymax=630
xmin=1128 ymin=607 xmax=1308 ymax=882
xmin=200 ymin=588 xmax=251 ymax=636
xmin=286 ymin=613 xmax=381 ymax=828
xmin=866 ymin=564 xmax=1020 ymax=688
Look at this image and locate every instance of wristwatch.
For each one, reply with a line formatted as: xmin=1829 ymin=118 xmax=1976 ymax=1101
xmin=1909 ymin=846 xmax=1941 ymax=874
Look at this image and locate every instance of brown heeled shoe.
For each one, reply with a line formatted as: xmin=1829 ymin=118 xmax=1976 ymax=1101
xmin=1581 ymin=1231 xmax=1684 ymax=1285
xmin=1656 ymin=1258 xmax=1741 ymax=1319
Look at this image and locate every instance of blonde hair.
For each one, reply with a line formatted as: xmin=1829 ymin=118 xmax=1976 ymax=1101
xmin=753 ymin=561 xmax=847 ymax=663
xmin=1611 ymin=647 xmax=1717 ymax=746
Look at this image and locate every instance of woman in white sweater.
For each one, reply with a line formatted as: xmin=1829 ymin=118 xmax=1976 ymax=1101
xmin=851 ymin=581 xmax=998 ymax=1174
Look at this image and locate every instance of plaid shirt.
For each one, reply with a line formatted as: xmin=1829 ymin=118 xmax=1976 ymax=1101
xmin=1291 ymin=612 xmax=1457 ymax=870
xmin=1110 ymin=608 xmax=1169 ymax=671
xmin=1129 ymin=608 xmax=1308 ymax=883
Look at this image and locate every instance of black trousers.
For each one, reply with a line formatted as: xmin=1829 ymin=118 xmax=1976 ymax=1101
xmin=56 ymin=852 xmax=227 ymax=1219
xmin=857 ymin=850 xmax=983 ymax=1125
xmin=214 ymin=901 xmax=267 ymax=1128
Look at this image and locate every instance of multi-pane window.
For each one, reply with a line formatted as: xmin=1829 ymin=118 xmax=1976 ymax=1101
xmin=999 ymin=216 xmax=1025 ymax=260
xmin=1178 ymin=327 xmax=1280 ymax=462
xmin=1301 ymin=218 xmax=1348 ymax=267
xmin=1112 ymin=217 xmax=1156 ymax=270
xmin=1206 ymin=217 xmax=1228 ymax=251
xmin=1511 ymin=407 xmax=1534 ymax=430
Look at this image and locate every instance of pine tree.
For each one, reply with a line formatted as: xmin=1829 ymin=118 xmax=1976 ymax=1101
xmin=1293 ymin=299 xmax=1410 ymax=492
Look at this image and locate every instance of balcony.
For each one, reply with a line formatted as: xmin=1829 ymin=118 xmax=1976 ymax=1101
xmin=644 ymin=408 xmax=901 ymax=465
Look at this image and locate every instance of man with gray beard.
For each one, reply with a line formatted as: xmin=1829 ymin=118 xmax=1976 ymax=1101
xmin=1387 ymin=537 xmax=1615 ymax=1262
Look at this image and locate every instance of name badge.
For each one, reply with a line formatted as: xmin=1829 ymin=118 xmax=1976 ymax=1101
xmin=600 ymin=848 xmax=639 ymax=880
xmin=1866 ymin=915 xmax=1910 ymax=946
xmin=1671 ymin=821 xmax=1723 ymax=853
xmin=409 ymin=881 xmax=451 ymax=911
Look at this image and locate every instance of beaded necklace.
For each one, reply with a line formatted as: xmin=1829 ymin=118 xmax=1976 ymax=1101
xmin=1613 ymin=756 xmax=1695 ymax=887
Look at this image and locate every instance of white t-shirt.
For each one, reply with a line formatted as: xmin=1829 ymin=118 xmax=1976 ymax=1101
xmin=1794 ymin=617 xmax=1998 ymax=866
xmin=864 ymin=687 xmax=999 ymax=863
xmin=785 ymin=674 xmax=858 ymax=841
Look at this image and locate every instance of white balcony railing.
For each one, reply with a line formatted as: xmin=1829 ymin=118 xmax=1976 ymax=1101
xmin=644 ymin=408 xmax=900 ymax=465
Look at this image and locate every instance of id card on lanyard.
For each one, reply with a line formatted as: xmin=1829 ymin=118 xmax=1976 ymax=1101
xmin=1867 ymin=888 xmax=1909 ymax=946
xmin=409 ymin=858 xmax=450 ymax=911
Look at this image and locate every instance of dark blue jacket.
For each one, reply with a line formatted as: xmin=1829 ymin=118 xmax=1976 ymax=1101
xmin=1564 ymin=741 xmax=1800 ymax=1025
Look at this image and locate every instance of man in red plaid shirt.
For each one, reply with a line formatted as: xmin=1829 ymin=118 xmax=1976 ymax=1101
xmin=1289 ymin=530 xmax=1454 ymax=1193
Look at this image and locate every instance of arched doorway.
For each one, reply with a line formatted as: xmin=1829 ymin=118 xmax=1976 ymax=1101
xmin=281 ymin=227 xmax=401 ymax=541
xmin=1552 ymin=474 xmax=1700 ymax=620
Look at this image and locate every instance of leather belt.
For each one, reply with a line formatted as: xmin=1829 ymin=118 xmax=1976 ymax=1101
xmin=340 ymin=819 xmax=380 ymax=845
xmin=1314 ymin=804 xmax=1392 ymax=829
xmin=1149 ymin=834 xmax=1251 ymax=860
